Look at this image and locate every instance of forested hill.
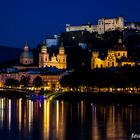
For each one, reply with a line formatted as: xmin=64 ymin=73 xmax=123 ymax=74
xmin=0 ymin=45 xmax=21 ymax=62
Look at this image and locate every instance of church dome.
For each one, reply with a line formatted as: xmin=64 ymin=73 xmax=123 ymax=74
xmin=20 ymin=44 xmax=34 ymax=65
xmin=41 ymin=43 xmax=47 ymax=53
xmin=41 ymin=44 xmax=47 ymax=49
xmin=20 ymin=51 xmax=33 ymax=59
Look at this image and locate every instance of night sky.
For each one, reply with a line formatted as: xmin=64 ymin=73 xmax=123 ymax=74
xmin=0 ymin=0 xmax=139 ymax=48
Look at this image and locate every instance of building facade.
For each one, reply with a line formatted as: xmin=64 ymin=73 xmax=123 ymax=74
xmin=91 ymin=38 xmax=136 ymax=69
xmin=66 ymin=24 xmax=97 ymax=33
xmin=39 ymin=42 xmax=67 ymax=69
xmin=46 ymin=34 xmax=60 ymax=47
xmin=66 ymin=16 xmax=124 ymax=34
xmin=97 ymin=16 xmax=124 ymax=34
xmin=125 ymin=22 xmax=140 ymax=30
xmin=0 ymin=72 xmax=60 ymax=90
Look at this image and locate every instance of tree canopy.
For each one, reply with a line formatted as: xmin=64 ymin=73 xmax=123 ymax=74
xmin=33 ymin=76 xmax=43 ymax=88
xmin=5 ymin=78 xmax=19 ymax=87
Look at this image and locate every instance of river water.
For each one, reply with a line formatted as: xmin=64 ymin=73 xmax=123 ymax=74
xmin=0 ymin=98 xmax=140 ymax=140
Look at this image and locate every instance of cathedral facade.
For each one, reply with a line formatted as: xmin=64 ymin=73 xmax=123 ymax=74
xmin=91 ymin=38 xmax=136 ymax=69
xmin=39 ymin=42 xmax=67 ymax=69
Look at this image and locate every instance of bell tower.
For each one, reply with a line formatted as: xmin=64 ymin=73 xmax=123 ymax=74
xmin=39 ymin=42 xmax=49 ymax=68
xmin=57 ymin=39 xmax=67 ymax=69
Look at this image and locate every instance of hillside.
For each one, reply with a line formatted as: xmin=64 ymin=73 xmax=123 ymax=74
xmin=0 ymin=45 xmax=21 ymax=62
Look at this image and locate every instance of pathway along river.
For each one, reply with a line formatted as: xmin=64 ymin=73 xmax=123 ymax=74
xmin=0 ymin=97 xmax=139 ymax=140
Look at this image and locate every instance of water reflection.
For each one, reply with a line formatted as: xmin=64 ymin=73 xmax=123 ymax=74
xmin=0 ymin=98 xmax=140 ymax=140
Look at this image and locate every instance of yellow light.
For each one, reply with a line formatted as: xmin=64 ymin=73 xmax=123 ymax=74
xmin=8 ymin=99 xmax=11 ymax=131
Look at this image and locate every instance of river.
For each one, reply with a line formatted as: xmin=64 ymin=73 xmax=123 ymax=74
xmin=0 ymin=98 xmax=139 ymax=140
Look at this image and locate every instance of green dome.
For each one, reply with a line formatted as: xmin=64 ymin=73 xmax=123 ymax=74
xmin=41 ymin=44 xmax=47 ymax=49
xmin=20 ymin=51 xmax=33 ymax=59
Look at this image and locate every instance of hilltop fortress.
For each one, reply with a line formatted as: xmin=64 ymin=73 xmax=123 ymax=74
xmin=66 ymin=16 xmax=140 ymax=34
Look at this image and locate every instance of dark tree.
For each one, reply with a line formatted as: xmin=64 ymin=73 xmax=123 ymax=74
xmin=20 ymin=75 xmax=30 ymax=87
xmin=5 ymin=78 xmax=19 ymax=87
xmin=33 ymin=76 xmax=43 ymax=88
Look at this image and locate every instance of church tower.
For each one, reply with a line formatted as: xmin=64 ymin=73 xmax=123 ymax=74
xmin=39 ymin=42 xmax=49 ymax=68
xmin=57 ymin=40 xmax=67 ymax=69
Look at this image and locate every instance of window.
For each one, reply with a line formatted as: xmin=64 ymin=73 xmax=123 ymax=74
xmin=118 ymin=53 xmax=120 ymax=56
xmin=123 ymin=53 xmax=125 ymax=57
xmin=96 ymin=65 xmax=98 ymax=68
xmin=108 ymin=62 xmax=110 ymax=67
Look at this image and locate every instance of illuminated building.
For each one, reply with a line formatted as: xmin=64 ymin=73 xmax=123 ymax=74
xmin=97 ymin=16 xmax=124 ymax=34
xmin=66 ymin=23 xmax=97 ymax=33
xmin=0 ymin=70 xmax=61 ymax=90
xmin=20 ymin=43 xmax=34 ymax=65
xmin=91 ymin=38 xmax=136 ymax=69
xmin=66 ymin=16 xmax=124 ymax=34
xmin=125 ymin=22 xmax=140 ymax=30
xmin=39 ymin=41 xmax=67 ymax=69
xmin=46 ymin=34 xmax=60 ymax=47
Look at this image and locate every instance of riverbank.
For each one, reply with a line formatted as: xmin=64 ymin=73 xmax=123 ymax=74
xmin=54 ymin=91 xmax=140 ymax=104
xmin=0 ymin=89 xmax=28 ymax=98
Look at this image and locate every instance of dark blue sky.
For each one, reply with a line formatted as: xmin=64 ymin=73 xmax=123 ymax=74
xmin=0 ymin=0 xmax=139 ymax=48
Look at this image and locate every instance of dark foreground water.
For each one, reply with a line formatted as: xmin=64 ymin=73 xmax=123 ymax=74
xmin=0 ymin=98 xmax=140 ymax=140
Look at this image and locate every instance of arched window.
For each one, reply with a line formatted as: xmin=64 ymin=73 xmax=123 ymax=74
xmin=112 ymin=62 xmax=114 ymax=67
xmin=108 ymin=62 xmax=110 ymax=67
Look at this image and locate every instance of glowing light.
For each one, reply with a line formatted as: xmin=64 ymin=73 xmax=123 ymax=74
xmin=28 ymin=100 xmax=33 ymax=132
xmin=81 ymin=101 xmax=84 ymax=123
xmin=0 ymin=98 xmax=4 ymax=128
xmin=43 ymin=100 xmax=47 ymax=139
xmin=19 ymin=98 xmax=22 ymax=131
xmin=92 ymin=106 xmax=100 ymax=140
xmin=43 ymin=99 xmax=50 ymax=139
xmin=8 ymin=99 xmax=11 ymax=131
xmin=56 ymin=100 xmax=59 ymax=137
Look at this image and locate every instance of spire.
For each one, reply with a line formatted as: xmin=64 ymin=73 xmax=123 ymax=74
xmin=24 ymin=41 xmax=29 ymax=51
xmin=60 ymin=38 xmax=64 ymax=47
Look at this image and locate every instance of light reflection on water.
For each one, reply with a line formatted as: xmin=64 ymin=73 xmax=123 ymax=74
xmin=0 ymin=98 xmax=140 ymax=140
